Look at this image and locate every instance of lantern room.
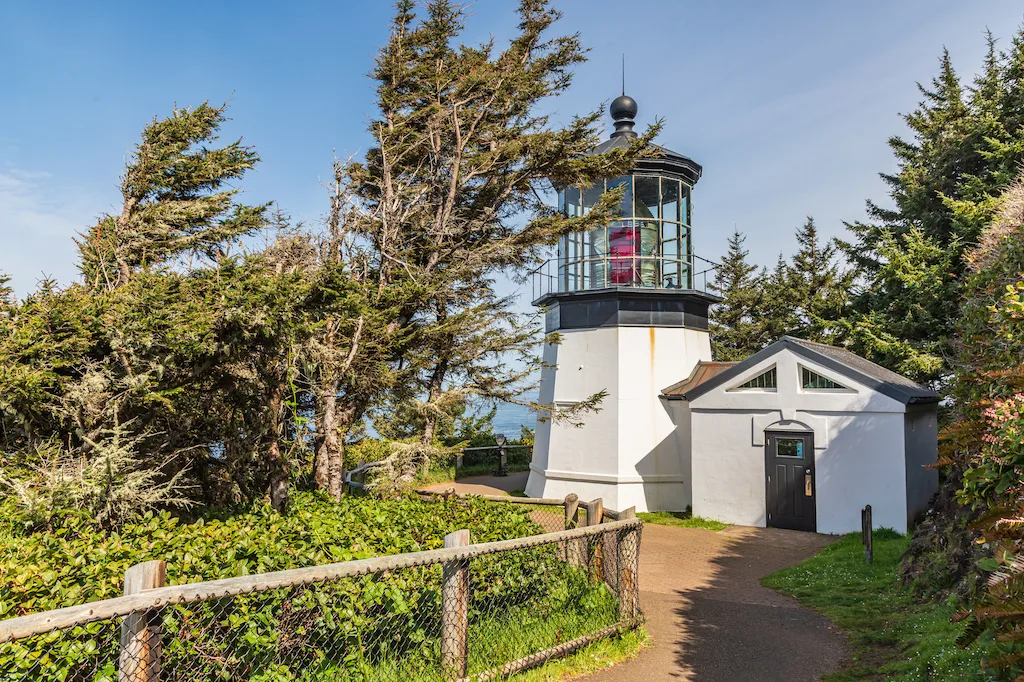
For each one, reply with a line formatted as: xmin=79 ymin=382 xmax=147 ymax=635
xmin=549 ymin=94 xmax=705 ymax=296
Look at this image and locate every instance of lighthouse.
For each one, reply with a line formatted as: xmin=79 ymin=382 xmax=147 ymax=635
xmin=525 ymin=94 xmax=719 ymax=513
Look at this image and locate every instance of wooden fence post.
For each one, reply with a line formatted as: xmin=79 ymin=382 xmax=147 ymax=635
xmin=118 ymin=560 xmax=166 ymax=682
xmin=585 ymin=499 xmax=604 ymax=582
xmin=564 ymin=494 xmax=580 ymax=566
xmin=442 ymin=529 xmax=470 ymax=679
xmin=616 ymin=509 xmax=640 ymax=622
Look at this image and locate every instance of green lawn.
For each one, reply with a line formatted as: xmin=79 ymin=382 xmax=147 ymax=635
xmin=637 ymin=509 xmax=729 ymax=531
xmin=762 ymin=530 xmax=996 ymax=681
xmin=514 ymin=628 xmax=648 ymax=681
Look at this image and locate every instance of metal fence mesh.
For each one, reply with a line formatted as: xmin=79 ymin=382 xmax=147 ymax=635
xmin=0 ymin=523 xmax=641 ymax=682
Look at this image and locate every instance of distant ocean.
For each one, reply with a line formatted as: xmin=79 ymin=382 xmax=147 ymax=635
xmin=492 ymin=401 xmax=536 ymax=437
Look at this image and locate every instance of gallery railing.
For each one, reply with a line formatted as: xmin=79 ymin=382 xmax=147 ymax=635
xmin=530 ymin=253 xmax=719 ymax=301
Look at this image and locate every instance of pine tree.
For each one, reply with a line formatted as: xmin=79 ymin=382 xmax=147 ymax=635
xmin=710 ymin=230 xmax=765 ymax=360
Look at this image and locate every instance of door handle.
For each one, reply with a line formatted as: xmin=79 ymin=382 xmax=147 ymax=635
xmin=805 ymin=470 xmax=813 ymax=497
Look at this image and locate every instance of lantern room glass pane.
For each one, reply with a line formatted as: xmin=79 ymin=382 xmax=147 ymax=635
xmin=607 ymin=176 xmax=631 ymax=217
xmin=661 ymin=179 xmax=680 ymax=223
xmin=634 ymin=176 xmax=659 ymax=220
xmin=581 ymin=181 xmax=604 ymax=215
xmin=681 ymin=185 xmax=691 ymax=225
xmin=663 ymin=259 xmax=679 ymax=288
xmin=564 ymin=187 xmax=581 ymax=218
xmin=639 ymin=221 xmax=658 ymax=286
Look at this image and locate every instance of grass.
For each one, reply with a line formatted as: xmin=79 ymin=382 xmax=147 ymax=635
xmin=637 ymin=508 xmax=729 ymax=531
xmin=762 ymin=530 xmax=997 ymax=681
xmin=254 ymin=568 xmax=642 ymax=681
xmin=513 ymin=628 xmax=649 ymax=681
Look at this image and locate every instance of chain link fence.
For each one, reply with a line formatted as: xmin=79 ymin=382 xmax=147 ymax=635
xmin=0 ymin=515 xmax=642 ymax=682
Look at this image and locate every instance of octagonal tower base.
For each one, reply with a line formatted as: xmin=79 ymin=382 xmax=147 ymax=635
xmin=525 ymin=288 xmax=716 ymax=512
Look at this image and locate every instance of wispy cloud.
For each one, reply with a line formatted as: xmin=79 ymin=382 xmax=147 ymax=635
xmin=0 ymin=167 xmax=96 ymax=296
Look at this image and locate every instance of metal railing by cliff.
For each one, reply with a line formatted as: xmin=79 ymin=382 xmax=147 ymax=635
xmin=345 ymin=445 xmax=534 ymax=492
xmin=529 ymin=253 xmax=720 ymax=301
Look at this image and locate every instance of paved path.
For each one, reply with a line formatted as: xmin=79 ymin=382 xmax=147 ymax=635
xmin=587 ymin=524 xmax=846 ymax=681
xmin=419 ymin=471 xmax=529 ymax=496
xmin=419 ymin=476 xmax=847 ymax=681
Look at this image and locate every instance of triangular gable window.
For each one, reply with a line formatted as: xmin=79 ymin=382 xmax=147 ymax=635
xmin=735 ymin=367 xmax=776 ymax=390
xmin=801 ymin=367 xmax=847 ymax=390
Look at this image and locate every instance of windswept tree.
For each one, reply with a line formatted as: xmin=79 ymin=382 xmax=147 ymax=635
xmin=330 ymin=0 xmax=657 ymax=472
xmin=76 ymin=102 xmax=268 ymax=289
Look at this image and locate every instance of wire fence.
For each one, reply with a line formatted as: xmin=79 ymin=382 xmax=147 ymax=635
xmin=0 ymin=511 xmax=642 ymax=682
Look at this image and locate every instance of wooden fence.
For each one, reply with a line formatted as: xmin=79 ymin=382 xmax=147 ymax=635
xmin=0 ymin=504 xmax=642 ymax=682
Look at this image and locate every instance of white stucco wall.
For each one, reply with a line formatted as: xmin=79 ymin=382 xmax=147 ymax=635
xmin=526 ymin=324 xmax=709 ymax=511
xmin=689 ymin=349 xmax=911 ymax=534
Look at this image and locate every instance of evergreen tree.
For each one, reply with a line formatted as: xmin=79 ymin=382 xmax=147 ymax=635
xmin=756 ymin=253 xmax=799 ymax=345
xmin=76 ymin=102 xmax=268 ymax=289
xmin=335 ymin=0 xmax=655 ymax=459
xmin=710 ymin=230 xmax=765 ymax=360
xmin=785 ymin=217 xmax=853 ymax=345
xmin=842 ymin=29 xmax=1024 ymax=386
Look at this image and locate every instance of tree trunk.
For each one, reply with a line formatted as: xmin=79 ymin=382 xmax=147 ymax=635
xmin=329 ymin=397 xmax=366 ymax=499
xmin=267 ymin=380 xmax=289 ymax=513
xmin=420 ymin=357 xmax=449 ymax=445
xmin=313 ymin=381 xmax=338 ymax=492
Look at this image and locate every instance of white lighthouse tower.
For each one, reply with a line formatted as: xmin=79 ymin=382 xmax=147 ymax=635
xmin=525 ymin=94 xmax=719 ymax=513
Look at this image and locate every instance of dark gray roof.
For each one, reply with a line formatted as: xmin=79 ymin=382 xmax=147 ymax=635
xmin=678 ymin=336 xmax=939 ymax=404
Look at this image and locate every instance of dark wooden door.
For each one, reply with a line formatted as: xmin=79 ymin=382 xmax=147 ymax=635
xmin=765 ymin=432 xmax=816 ymax=532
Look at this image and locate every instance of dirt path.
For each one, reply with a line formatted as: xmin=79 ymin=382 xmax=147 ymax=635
xmin=419 ymin=476 xmax=847 ymax=680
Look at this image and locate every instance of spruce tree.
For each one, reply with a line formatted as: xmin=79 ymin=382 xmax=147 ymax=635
xmin=710 ymin=230 xmax=765 ymax=360
xmin=757 ymin=254 xmax=799 ymax=345
xmin=785 ymin=217 xmax=853 ymax=345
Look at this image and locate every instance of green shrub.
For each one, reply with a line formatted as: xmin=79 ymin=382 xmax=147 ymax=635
xmin=0 ymin=492 xmax=608 ymax=680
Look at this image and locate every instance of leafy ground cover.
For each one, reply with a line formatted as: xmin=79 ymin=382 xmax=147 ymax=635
xmin=0 ymin=492 xmax=639 ymax=680
xmin=638 ymin=509 xmax=729 ymax=531
xmin=763 ymin=530 xmax=997 ymax=681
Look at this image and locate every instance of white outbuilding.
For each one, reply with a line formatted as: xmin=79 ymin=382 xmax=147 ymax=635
xmin=661 ymin=337 xmax=939 ymax=534
xmin=525 ymin=93 xmax=939 ymax=534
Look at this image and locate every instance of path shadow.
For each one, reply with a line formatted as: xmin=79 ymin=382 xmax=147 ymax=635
xmin=667 ymin=528 xmax=846 ymax=681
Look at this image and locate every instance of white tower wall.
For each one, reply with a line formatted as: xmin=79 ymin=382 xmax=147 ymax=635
xmin=526 ymin=324 xmax=711 ymax=512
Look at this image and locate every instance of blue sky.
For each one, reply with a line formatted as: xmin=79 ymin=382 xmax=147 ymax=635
xmin=1 ymin=1 xmax=1022 ymax=300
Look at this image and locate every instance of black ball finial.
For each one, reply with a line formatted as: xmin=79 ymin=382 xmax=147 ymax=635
xmin=610 ymin=95 xmax=637 ymax=121
xmin=610 ymin=94 xmax=638 ymax=139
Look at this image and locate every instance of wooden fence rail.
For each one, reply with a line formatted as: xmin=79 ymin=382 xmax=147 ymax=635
xmin=0 ymin=511 xmax=642 ymax=681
